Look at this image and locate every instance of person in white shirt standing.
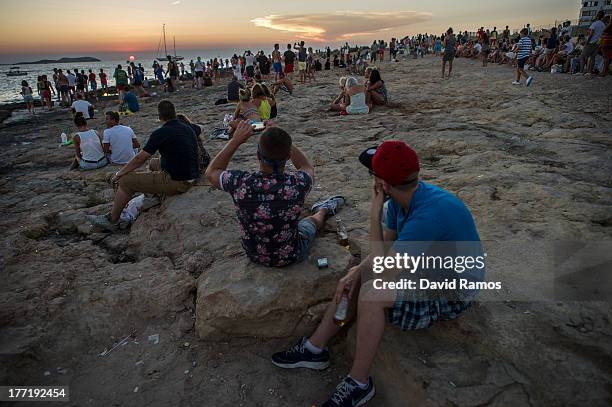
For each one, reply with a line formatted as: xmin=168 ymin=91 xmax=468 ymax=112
xmin=194 ymin=57 xmax=205 ymax=89
xmin=580 ymin=10 xmax=606 ymax=75
xmin=102 ymin=111 xmax=140 ymax=165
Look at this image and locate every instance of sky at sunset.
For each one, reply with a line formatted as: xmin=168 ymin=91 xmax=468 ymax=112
xmin=0 ymin=0 xmax=579 ymax=62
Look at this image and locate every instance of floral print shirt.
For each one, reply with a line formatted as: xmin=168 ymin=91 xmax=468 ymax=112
xmin=221 ymin=170 xmax=312 ymax=267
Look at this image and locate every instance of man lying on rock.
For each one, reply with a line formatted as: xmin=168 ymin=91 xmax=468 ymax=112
xmin=205 ymin=121 xmax=344 ymax=267
xmin=92 ymin=100 xmax=200 ymax=230
xmin=271 ymin=141 xmax=483 ymax=407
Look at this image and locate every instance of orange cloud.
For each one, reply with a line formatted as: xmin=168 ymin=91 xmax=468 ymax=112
xmin=252 ymin=11 xmax=433 ymax=41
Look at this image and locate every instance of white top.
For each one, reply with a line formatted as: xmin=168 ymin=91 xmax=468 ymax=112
xmin=245 ymin=55 xmax=254 ymax=67
xmin=194 ymin=61 xmax=204 ymax=72
xmin=589 ymin=20 xmax=606 ymax=44
xmin=67 ymin=73 xmax=76 ymax=86
xmin=102 ymin=125 xmax=137 ymax=164
xmin=71 ymin=99 xmax=92 ymax=119
xmin=78 ymin=130 xmax=105 ymax=162
xmin=347 ymin=92 xmax=369 ymax=114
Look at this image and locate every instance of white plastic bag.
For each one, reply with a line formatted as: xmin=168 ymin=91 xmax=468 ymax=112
xmin=120 ymin=194 xmax=145 ymax=222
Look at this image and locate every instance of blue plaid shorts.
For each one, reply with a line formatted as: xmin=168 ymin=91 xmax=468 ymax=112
xmin=387 ymin=295 xmax=472 ymax=331
xmin=295 ymin=218 xmax=317 ymax=263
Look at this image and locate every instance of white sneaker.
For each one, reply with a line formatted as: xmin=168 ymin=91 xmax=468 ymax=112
xmin=526 ymin=77 xmax=534 ymax=87
xmin=512 ymin=81 xmax=521 ymax=85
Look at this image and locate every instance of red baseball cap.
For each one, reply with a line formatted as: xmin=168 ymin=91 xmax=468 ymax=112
xmin=358 ymin=141 xmax=420 ymax=186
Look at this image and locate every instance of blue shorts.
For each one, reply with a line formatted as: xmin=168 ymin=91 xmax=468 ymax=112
xmin=295 ymin=218 xmax=317 ymax=263
xmin=273 ymin=62 xmax=282 ymax=73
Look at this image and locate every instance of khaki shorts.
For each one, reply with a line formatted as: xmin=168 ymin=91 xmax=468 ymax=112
xmin=118 ymin=158 xmax=192 ymax=196
xmin=298 ymin=61 xmax=307 ymax=71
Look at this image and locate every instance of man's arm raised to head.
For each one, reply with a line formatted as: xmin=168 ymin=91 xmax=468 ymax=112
xmin=289 ymin=145 xmax=314 ymax=181
xmin=205 ymin=120 xmax=254 ymax=190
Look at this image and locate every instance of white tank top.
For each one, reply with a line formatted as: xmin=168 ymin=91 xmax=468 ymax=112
xmin=79 ymin=130 xmax=105 ymax=162
xmin=347 ymin=92 xmax=368 ymax=111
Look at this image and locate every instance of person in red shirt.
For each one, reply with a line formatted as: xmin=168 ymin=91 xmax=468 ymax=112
xmin=88 ymin=69 xmax=97 ymax=92
xmin=99 ymin=69 xmax=108 ymax=90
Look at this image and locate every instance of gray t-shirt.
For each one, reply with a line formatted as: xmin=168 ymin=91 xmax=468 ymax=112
xmin=588 ymin=20 xmax=605 ymax=44
xmin=103 ymin=125 xmax=137 ymax=164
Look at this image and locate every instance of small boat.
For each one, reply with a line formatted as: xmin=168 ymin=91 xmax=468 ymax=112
xmin=6 ymin=67 xmax=28 ymax=76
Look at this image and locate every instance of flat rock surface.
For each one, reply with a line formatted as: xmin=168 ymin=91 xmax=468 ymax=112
xmin=0 ymin=56 xmax=611 ymax=406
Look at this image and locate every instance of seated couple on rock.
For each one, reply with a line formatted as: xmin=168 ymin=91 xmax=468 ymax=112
xmin=330 ymin=76 xmax=369 ymax=115
xmin=93 ymin=100 xmax=209 ymax=230
xmin=69 ymin=110 xmax=143 ymax=171
xmin=205 ymin=121 xmax=344 ymax=267
xmin=270 ymin=141 xmax=483 ymax=407
xmin=228 ymin=83 xmax=277 ymax=136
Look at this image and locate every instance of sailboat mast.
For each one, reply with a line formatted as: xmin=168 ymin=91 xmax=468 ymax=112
xmin=163 ymin=24 xmax=167 ymax=57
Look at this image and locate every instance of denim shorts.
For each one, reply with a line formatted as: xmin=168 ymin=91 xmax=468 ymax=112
xmin=79 ymin=156 xmax=108 ymax=170
xmin=295 ymin=218 xmax=317 ymax=262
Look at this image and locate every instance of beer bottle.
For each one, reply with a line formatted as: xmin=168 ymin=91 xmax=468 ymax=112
xmin=333 ymin=286 xmax=350 ymax=327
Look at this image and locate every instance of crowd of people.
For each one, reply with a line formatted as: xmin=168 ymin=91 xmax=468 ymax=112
xmin=79 ymin=92 xmax=481 ymax=407
xmin=15 ymin=11 xmax=612 ymax=405
xmin=430 ymin=13 xmax=611 ymax=81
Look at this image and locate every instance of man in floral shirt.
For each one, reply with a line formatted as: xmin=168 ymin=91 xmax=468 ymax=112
xmin=205 ymin=121 xmax=344 ymax=267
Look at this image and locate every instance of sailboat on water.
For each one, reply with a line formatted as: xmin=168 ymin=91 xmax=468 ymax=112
xmin=156 ymin=24 xmax=184 ymax=62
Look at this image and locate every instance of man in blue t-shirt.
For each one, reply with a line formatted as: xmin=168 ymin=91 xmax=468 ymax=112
xmin=271 ymin=141 xmax=483 ymax=407
xmin=122 ymin=86 xmax=139 ymax=113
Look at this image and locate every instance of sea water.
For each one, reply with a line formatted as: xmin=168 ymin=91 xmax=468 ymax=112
xmin=0 ymin=50 xmax=241 ymax=104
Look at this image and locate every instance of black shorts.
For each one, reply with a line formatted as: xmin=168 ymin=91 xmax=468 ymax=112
xmin=518 ymin=56 xmax=529 ymax=69
xmin=77 ymin=84 xmax=85 ymax=91
xmin=196 ymin=71 xmax=203 ymax=78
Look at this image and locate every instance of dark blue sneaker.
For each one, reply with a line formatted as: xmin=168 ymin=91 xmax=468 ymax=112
xmin=271 ymin=337 xmax=330 ymax=370
xmin=311 ymin=195 xmax=345 ymax=219
xmin=322 ymin=376 xmax=375 ymax=407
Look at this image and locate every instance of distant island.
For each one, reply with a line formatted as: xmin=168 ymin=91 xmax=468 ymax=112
xmin=13 ymin=56 xmax=101 ymax=65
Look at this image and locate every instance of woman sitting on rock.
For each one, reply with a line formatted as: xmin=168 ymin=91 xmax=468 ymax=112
xmin=70 ymin=113 xmax=108 ymax=170
xmin=251 ymin=83 xmax=276 ymax=121
xmin=365 ymin=68 xmax=388 ymax=109
xmin=228 ymin=87 xmax=261 ymax=135
xmin=177 ymin=113 xmax=210 ymax=174
xmin=330 ymin=76 xmax=347 ymax=111
xmin=343 ymin=76 xmax=369 ymax=115
xmin=260 ymin=84 xmax=278 ymax=119
xmin=270 ymin=72 xmax=293 ymax=95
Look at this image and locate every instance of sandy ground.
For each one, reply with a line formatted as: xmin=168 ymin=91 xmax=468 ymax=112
xmin=0 ymin=55 xmax=611 ymax=406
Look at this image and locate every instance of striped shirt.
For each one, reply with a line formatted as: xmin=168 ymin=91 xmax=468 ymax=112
xmin=517 ymin=36 xmax=532 ymax=59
